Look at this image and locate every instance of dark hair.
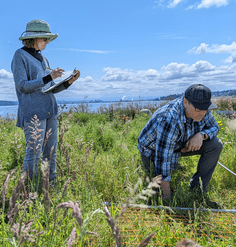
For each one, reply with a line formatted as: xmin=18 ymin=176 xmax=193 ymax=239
xmin=22 ymin=39 xmax=35 ymax=48
xmin=183 ymin=97 xmax=191 ymax=105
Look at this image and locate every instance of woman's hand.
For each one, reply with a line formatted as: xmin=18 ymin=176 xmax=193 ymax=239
xmin=50 ymin=67 xmax=65 ymax=80
xmin=68 ymin=69 xmax=80 ymax=85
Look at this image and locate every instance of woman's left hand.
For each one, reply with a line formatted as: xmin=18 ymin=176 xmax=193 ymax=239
xmin=68 ymin=69 xmax=80 ymax=85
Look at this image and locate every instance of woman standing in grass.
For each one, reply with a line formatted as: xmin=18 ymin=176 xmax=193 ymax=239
xmin=11 ymin=19 xmax=80 ymax=182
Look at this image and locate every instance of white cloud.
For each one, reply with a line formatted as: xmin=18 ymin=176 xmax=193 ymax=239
xmin=225 ymin=53 xmax=236 ymax=63
xmin=189 ymin=42 xmax=236 ymax=54
xmin=1 ymin=61 xmax=236 ymax=101
xmin=168 ymin=0 xmax=184 ymax=8
xmin=101 ymin=68 xmax=134 ymax=82
xmin=157 ymin=32 xmax=187 ymax=39
xmin=0 ymin=69 xmax=13 ymax=79
xmin=100 ymin=61 xmax=235 ymax=97
xmin=77 ymin=76 xmax=94 ymax=83
xmin=197 ymin=0 xmax=229 ymax=9
xmin=0 ymin=70 xmax=16 ymax=101
xmin=52 ymin=48 xmax=114 ymax=54
xmin=154 ymin=0 xmax=230 ymax=9
xmin=79 ymin=49 xmax=114 ymax=54
xmin=153 ymin=0 xmax=166 ymax=8
xmin=189 ymin=43 xmax=209 ymax=54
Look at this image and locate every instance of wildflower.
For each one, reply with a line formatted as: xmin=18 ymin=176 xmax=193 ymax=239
xmin=29 ymin=192 xmax=38 ymax=200
xmin=217 ymin=121 xmax=222 ymax=124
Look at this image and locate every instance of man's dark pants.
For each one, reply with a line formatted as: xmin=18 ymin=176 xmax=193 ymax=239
xmin=140 ymin=136 xmax=223 ymax=192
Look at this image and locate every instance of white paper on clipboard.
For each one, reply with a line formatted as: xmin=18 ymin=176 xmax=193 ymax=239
xmin=42 ymin=69 xmax=78 ymax=93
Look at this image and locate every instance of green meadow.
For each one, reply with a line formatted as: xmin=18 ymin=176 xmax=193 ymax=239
xmin=0 ymin=98 xmax=236 ymax=246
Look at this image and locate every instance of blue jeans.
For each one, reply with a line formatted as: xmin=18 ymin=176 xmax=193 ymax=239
xmin=140 ymin=136 xmax=223 ymax=192
xmin=181 ymin=136 xmax=223 ymax=192
xmin=23 ymin=115 xmax=58 ymax=181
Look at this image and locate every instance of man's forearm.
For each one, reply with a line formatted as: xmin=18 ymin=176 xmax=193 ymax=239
xmin=161 ymin=181 xmax=171 ymax=200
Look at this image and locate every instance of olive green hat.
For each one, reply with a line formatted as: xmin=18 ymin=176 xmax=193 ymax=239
xmin=19 ymin=20 xmax=58 ymax=42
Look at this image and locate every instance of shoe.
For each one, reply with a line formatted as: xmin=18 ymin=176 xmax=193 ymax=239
xmin=204 ymin=200 xmax=221 ymax=209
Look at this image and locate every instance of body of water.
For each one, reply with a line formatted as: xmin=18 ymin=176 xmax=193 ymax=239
xmin=0 ymin=100 xmax=163 ymax=119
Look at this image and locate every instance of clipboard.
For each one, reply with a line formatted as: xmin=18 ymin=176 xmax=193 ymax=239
xmin=42 ymin=69 xmax=78 ymax=93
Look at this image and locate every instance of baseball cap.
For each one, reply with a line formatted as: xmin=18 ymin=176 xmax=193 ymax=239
xmin=184 ymin=84 xmax=213 ymax=111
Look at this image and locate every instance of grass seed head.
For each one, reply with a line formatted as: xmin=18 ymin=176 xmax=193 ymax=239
xmin=72 ymin=202 xmax=83 ymax=227
xmin=8 ymin=172 xmax=27 ymax=216
xmin=67 ymin=227 xmax=76 ymax=247
xmin=175 ymin=239 xmax=202 ymax=247
xmin=61 ymin=177 xmax=71 ymax=198
xmin=228 ymin=119 xmax=236 ymax=132
xmin=2 ymin=169 xmax=15 ymax=207
xmin=104 ymin=207 xmax=123 ymax=247
xmin=139 ymin=232 xmax=155 ymax=247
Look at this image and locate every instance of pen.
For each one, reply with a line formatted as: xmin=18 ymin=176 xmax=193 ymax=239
xmin=73 ymin=67 xmax=77 ymax=77
xmin=45 ymin=67 xmax=53 ymax=71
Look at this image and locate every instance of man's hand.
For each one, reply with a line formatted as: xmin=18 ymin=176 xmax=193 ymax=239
xmin=68 ymin=69 xmax=80 ymax=85
xmin=161 ymin=180 xmax=171 ymax=200
xmin=181 ymin=133 xmax=204 ymax=153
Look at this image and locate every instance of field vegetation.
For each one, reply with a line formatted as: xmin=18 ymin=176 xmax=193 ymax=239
xmin=0 ymin=97 xmax=236 ymax=246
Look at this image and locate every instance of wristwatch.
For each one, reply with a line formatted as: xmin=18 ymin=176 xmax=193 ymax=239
xmin=200 ymin=132 xmax=207 ymax=140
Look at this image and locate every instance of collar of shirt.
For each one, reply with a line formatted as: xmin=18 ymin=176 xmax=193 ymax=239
xmin=21 ymin=46 xmax=43 ymax=62
xmin=180 ymin=98 xmax=187 ymax=124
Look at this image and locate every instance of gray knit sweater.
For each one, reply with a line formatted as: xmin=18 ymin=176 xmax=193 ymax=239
xmin=11 ymin=48 xmax=65 ymax=127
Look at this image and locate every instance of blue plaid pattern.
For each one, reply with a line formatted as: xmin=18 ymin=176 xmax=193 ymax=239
xmin=138 ymin=97 xmax=219 ymax=181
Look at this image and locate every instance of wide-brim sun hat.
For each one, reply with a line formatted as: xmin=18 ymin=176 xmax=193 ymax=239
xmin=19 ymin=19 xmax=58 ymax=42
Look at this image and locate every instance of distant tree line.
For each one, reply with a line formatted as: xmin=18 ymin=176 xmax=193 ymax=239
xmin=156 ymin=89 xmax=236 ymax=101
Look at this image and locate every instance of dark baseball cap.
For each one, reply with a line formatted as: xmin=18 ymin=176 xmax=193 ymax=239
xmin=184 ymin=84 xmax=212 ymax=111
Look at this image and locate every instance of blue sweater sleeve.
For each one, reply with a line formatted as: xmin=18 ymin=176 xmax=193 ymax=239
xmin=11 ymin=50 xmax=45 ymax=94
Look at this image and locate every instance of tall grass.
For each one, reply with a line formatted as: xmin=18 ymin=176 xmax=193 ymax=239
xmin=0 ymin=98 xmax=235 ymax=246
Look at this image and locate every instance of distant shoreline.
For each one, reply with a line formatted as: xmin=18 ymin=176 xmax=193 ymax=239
xmin=1 ymin=88 xmax=236 ymax=106
xmin=0 ymin=98 xmax=161 ymax=107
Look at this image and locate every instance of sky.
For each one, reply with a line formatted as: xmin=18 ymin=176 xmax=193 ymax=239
xmin=1 ymin=0 xmax=236 ymax=101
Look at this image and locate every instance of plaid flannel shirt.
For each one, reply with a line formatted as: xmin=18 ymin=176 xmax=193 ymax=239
xmin=138 ymin=97 xmax=219 ymax=181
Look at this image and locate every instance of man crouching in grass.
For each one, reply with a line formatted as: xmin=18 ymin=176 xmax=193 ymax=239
xmin=138 ymin=84 xmax=223 ymax=201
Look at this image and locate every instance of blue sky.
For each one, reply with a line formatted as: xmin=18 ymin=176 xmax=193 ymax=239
xmin=1 ymin=0 xmax=236 ymax=101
